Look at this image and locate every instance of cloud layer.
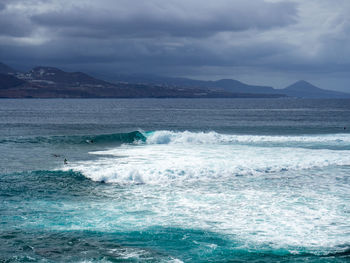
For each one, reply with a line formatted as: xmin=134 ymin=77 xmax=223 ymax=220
xmin=0 ymin=0 xmax=349 ymax=90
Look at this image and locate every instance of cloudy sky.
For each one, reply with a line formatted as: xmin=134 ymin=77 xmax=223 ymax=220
xmin=0 ymin=0 xmax=349 ymax=90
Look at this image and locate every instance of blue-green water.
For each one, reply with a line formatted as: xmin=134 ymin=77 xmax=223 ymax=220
xmin=1 ymin=98 xmax=350 ymax=262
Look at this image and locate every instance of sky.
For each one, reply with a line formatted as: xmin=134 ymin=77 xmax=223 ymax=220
xmin=0 ymin=0 xmax=349 ymax=90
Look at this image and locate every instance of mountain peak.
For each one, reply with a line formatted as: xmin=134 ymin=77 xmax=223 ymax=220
xmin=295 ymin=80 xmax=309 ymax=84
xmin=215 ymin=79 xmax=242 ymax=84
xmin=32 ymin=66 xmax=59 ymax=70
xmin=31 ymin=66 xmax=64 ymax=74
xmin=24 ymin=66 xmax=115 ymax=87
xmin=282 ymin=80 xmax=350 ymax=98
xmin=285 ymin=80 xmax=321 ymax=92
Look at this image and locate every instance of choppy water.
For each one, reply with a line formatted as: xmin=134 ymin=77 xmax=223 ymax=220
xmin=1 ymin=98 xmax=350 ymax=262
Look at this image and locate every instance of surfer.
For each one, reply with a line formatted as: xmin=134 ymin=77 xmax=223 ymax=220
xmin=64 ymin=158 xmax=68 ymax=165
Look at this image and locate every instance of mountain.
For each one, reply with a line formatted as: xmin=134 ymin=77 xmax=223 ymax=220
xmin=281 ymin=80 xmax=350 ymax=98
xmin=112 ymin=74 xmax=278 ymax=94
xmin=209 ymin=79 xmax=276 ymax=94
xmin=0 ymin=62 xmax=17 ymax=74
xmin=24 ymin=67 xmax=112 ymax=86
xmin=4 ymin=62 xmax=347 ymax=99
xmin=113 ymin=74 xmax=350 ymax=98
xmin=0 ymin=65 xmax=283 ymax=98
xmin=0 ymin=73 xmax=26 ymax=89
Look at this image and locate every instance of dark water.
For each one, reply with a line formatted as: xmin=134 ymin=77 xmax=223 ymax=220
xmin=1 ymin=98 xmax=350 ymax=262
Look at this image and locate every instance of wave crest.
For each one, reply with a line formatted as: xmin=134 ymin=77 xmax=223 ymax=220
xmin=0 ymin=131 xmax=146 ymax=145
xmin=146 ymin=130 xmax=350 ymax=148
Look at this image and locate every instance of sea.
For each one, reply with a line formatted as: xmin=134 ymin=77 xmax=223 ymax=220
xmin=0 ymin=98 xmax=350 ymax=262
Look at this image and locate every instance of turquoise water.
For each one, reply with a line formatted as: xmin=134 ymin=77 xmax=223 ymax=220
xmin=1 ymin=99 xmax=350 ymax=262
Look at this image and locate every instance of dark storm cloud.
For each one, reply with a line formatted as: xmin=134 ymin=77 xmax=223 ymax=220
xmin=0 ymin=0 xmax=298 ymax=69
xmin=0 ymin=0 xmax=35 ymax=37
xmin=0 ymin=33 xmax=296 ymax=79
xmin=1 ymin=0 xmax=350 ymax=91
xmin=0 ymin=14 xmax=33 ymax=37
xmin=30 ymin=0 xmax=297 ymax=38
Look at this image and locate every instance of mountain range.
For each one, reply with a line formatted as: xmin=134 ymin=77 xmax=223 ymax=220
xmin=111 ymin=74 xmax=350 ymax=98
xmin=0 ymin=62 xmax=349 ymax=99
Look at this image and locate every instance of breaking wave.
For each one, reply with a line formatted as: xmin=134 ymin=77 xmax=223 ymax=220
xmin=62 ymin=131 xmax=350 ymax=185
xmin=145 ymin=130 xmax=350 ymax=149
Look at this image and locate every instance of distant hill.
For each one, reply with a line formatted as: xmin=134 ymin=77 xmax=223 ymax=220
xmin=1 ymin=61 xmax=347 ymax=99
xmin=113 ymin=74 xmax=350 ymax=98
xmin=0 ymin=63 xmax=283 ymax=98
xmin=209 ymin=79 xmax=276 ymax=94
xmin=281 ymin=80 xmax=350 ymax=98
xmin=25 ymin=67 xmax=112 ymax=86
xmin=0 ymin=73 xmax=26 ymax=89
xmin=0 ymin=62 xmax=17 ymax=74
xmin=112 ymin=74 xmax=278 ymax=94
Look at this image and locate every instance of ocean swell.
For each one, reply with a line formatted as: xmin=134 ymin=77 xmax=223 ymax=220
xmin=0 ymin=131 xmax=146 ymax=145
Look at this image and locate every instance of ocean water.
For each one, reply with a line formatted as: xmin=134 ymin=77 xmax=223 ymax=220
xmin=0 ymin=98 xmax=350 ymax=262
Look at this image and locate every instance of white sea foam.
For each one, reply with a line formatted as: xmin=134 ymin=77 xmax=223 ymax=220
xmin=64 ymin=137 xmax=350 ymax=185
xmin=58 ymin=131 xmax=350 ymax=254
xmin=145 ymin=130 xmax=350 ymax=146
